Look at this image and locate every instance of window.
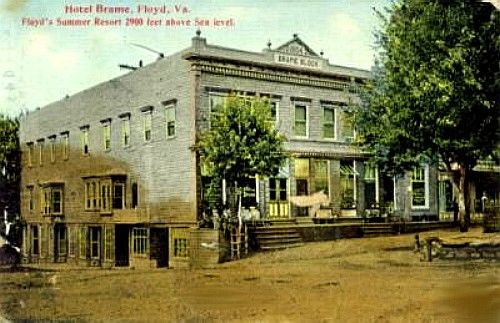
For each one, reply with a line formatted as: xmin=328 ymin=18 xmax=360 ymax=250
xmin=270 ymin=101 xmax=279 ymax=123
xmin=411 ymin=166 xmax=429 ymax=208
xmin=121 ymin=116 xmax=130 ymax=147
xmin=26 ymin=142 xmax=34 ymax=166
xmin=49 ymin=136 xmax=56 ymax=162
xmin=209 ymin=93 xmax=226 ymax=118
xmin=143 ymin=111 xmax=152 ymax=142
xmin=340 ymin=160 xmax=357 ymax=208
xmin=340 ymin=109 xmax=355 ymax=141
xmin=27 ymin=186 xmax=34 ymax=211
xmin=131 ymin=182 xmax=138 ymax=208
xmin=79 ymin=226 xmax=86 ymax=259
xmin=104 ymin=226 xmax=113 ymax=260
xmin=85 ymin=180 xmax=101 ymax=210
xmin=89 ymin=227 xmax=101 ymax=259
xmin=439 ymin=178 xmax=454 ymax=212
xmin=294 ymin=103 xmax=308 ymax=137
xmin=314 ymin=160 xmax=329 ymax=195
xmin=55 ymin=224 xmax=67 ymax=257
xmin=102 ymin=121 xmax=111 ymax=150
xmin=294 ymin=158 xmax=310 ymax=216
xmin=31 ymin=225 xmax=39 ymax=256
xmin=112 ymin=182 xmax=125 ymax=209
xmin=174 ymin=238 xmax=188 ymax=257
xmin=101 ymin=182 xmax=111 ymax=212
xmin=37 ymin=139 xmax=44 ymax=166
xmin=84 ymin=177 xmax=125 ymax=212
xmin=80 ymin=126 xmax=89 ymax=155
xmin=364 ymin=164 xmax=378 ymax=208
xmin=322 ymin=105 xmax=335 ymax=139
xmin=40 ymin=185 xmax=63 ymax=215
xmin=165 ymin=104 xmax=176 ymax=138
xmin=132 ymin=228 xmax=148 ymax=255
xmin=68 ymin=226 xmax=75 ymax=257
xmin=60 ymin=132 xmax=69 ymax=160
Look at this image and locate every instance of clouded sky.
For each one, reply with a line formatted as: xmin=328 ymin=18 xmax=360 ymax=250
xmin=0 ymin=0 xmax=391 ymax=117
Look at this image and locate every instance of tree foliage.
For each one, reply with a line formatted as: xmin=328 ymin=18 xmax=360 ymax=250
xmin=0 ymin=114 xmax=21 ymax=245
xmin=356 ymin=0 xmax=500 ymax=230
xmin=197 ymin=94 xmax=288 ymax=215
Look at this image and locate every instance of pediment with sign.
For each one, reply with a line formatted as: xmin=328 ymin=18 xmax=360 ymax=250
xmin=275 ymin=35 xmax=319 ymax=57
xmin=272 ymin=34 xmax=324 ymax=69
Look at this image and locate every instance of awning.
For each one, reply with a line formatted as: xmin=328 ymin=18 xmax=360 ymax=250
xmin=290 ymin=191 xmax=329 ymax=207
xmin=340 ymin=164 xmax=359 ymax=175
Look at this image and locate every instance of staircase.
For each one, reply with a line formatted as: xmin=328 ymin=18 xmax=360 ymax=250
xmin=362 ymin=223 xmax=395 ymax=237
xmin=250 ymin=225 xmax=304 ymax=251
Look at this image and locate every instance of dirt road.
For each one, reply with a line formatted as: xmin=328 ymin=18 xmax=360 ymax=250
xmin=1 ymin=228 xmax=498 ymax=322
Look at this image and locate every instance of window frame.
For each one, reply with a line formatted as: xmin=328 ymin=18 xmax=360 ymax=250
xmin=143 ymin=111 xmax=152 ymax=142
xmin=60 ymin=132 xmax=69 ymax=160
xmin=411 ymin=166 xmax=429 ymax=209
xmin=131 ymin=227 xmax=148 ymax=256
xmin=322 ymin=104 xmax=336 ymax=140
xmin=26 ymin=142 xmax=34 ymax=167
xmin=165 ymin=104 xmax=176 ymax=138
xmin=37 ymin=139 xmax=44 ymax=166
xmin=293 ymin=102 xmax=309 ymax=138
xmin=339 ymin=109 xmax=355 ymax=142
xmin=121 ymin=116 xmax=131 ymax=147
xmin=40 ymin=185 xmax=64 ymax=216
xmin=102 ymin=121 xmax=111 ymax=151
xmin=49 ymin=135 xmax=56 ymax=163
xmin=340 ymin=160 xmax=357 ymax=209
xmin=31 ymin=225 xmax=39 ymax=256
xmin=80 ymin=126 xmax=90 ymax=155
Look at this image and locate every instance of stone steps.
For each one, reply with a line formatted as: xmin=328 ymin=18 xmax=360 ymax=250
xmin=250 ymin=226 xmax=304 ymax=251
xmin=362 ymin=224 xmax=395 ymax=237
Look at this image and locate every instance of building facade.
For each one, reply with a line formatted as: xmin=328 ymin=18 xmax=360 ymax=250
xmin=20 ymin=33 xmax=442 ymax=268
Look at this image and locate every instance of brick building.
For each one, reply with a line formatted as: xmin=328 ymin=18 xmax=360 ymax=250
xmin=19 ymin=33 xmax=442 ymax=268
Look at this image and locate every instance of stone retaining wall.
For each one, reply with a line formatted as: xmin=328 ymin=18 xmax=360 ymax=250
xmin=421 ymin=237 xmax=500 ymax=261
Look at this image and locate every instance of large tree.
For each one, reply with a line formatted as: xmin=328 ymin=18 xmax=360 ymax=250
xmin=0 ymin=114 xmax=21 ymax=245
xmin=197 ymin=94 xmax=288 ymax=225
xmin=356 ymin=0 xmax=500 ymax=231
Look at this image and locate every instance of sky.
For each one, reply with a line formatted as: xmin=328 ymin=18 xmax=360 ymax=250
xmin=0 ymin=0 xmax=392 ymax=117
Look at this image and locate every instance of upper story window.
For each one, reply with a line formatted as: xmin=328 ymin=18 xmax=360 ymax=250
xmin=40 ymin=184 xmax=64 ymax=216
xmin=49 ymin=135 xmax=56 ymax=163
xmin=164 ymin=102 xmax=176 ymax=138
xmin=60 ymin=131 xmax=69 ymax=160
xmin=119 ymin=114 xmax=131 ymax=147
xmin=322 ymin=105 xmax=336 ymax=139
xmin=101 ymin=119 xmax=111 ymax=150
xmin=37 ymin=139 xmax=45 ymax=166
xmin=340 ymin=109 xmax=355 ymax=142
xmin=27 ymin=185 xmax=34 ymax=211
xmin=84 ymin=176 xmax=126 ymax=213
xmin=293 ymin=102 xmax=308 ymax=138
xmin=26 ymin=142 xmax=34 ymax=167
xmin=80 ymin=125 xmax=89 ymax=155
xmin=411 ymin=166 xmax=429 ymax=209
xmin=209 ymin=93 xmax=226 ymax=117
xmin=140 ymin=106 xmax=153 ymax=142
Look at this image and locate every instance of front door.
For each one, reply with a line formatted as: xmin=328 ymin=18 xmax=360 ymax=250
xmin=269 ymin=178 xmax=289 ymax=218
xmin=115 ymin=225 xmax=129 ymax=266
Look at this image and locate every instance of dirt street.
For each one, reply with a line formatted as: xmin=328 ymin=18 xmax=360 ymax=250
xmin=1 ymin=228 xmax=499 ymax=322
